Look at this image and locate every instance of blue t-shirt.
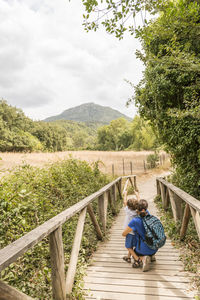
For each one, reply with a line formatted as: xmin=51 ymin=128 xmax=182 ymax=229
xmin=128 ymin=216 xmax=157 ymax=255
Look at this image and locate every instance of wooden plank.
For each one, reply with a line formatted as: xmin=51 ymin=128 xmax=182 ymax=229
xmin=90 ymin=261 xmax=183 ymax=271
xmin=180 ymin=204 xmax=191 ymax=240
xmin=86 ymin=266 xmax=191 ymax=276
xmin=85 ymin=291 xmax=193 ymax=300
xmin=87 ymin=203 xmax=103 ymax=240
xmin=83 ymin=283 xmax=193 ymax=298
xmin=0 ymin=177 xmax=122 ymax=272
xmin=85 ymin=271 xmax=190 ymax=283
xmin=91 ymin=257 xmax=183 ymax=265
xmin=93 ymin=253 xmax=180 ymax=261
xmin=0 ymin=280 xmax=34 ymax=300
xmin=95 ymin=249 xmax=180 ymax=255
xmin=65 ymin=207 xmax=87 ymax=295
xmin=84 ymin=276 xmax=189 ymax=289
xmin=49 ymin=226 xmax=66 ymax=300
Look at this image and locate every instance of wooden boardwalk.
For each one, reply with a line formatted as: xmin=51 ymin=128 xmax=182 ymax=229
xmin=84 ymin=175 xmax=195 ymax=300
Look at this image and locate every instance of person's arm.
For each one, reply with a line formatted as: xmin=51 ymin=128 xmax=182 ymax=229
xmin=122 ymin=226 xmax=132 ymax=236
xmin=123 ymin=190 xmax=128 ymax=207
xmin=134 ymin=189 xmax=140 ymax=201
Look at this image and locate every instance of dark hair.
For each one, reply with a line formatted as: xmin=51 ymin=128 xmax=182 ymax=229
xmin=127 ymin=198 xmax=138 ymax=211
xmin=137 ymin=199 xmax=148 ymax=218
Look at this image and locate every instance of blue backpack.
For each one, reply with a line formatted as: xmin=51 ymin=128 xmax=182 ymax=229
xmin=142 ymin=215 xmax=166 ymax=250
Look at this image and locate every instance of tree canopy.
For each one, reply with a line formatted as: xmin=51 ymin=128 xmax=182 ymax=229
xmin=82 ymin=0 xmax=200 ymax=198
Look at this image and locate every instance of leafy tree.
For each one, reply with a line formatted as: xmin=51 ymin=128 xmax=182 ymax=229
xmin=82 ymin=0 xmax=200 ymax=198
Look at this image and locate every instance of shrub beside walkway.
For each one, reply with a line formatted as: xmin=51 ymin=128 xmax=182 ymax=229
xmin=83 ymin=174 xmax=195 ymax=299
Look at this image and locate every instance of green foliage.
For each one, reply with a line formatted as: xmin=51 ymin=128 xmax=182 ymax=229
xmin=82 ymin=0 xmax=167 ymax=39
xmin=0 ymin=159 xmax=119 ymax=299
xmin=133 ymin=0 xmax=200 ymax=198
xmin=146 ymin=152 xmax=159 ymax=169
xmin=97 ymin=116 xmax=157 ymax=151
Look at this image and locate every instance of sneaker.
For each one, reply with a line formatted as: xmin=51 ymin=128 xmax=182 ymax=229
xmin=151 ymin=254 xmax=156 ymax=262
xmin=142 ymin=256 xmax=151 ymax=272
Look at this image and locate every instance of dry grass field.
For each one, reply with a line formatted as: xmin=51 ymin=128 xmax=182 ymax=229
xmin=0 ymin=150 xmax=170 ymax=177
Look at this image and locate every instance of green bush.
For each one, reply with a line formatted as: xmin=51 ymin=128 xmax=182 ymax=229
xmin=0 ymin=159 xmax=120 ymax=299
xmin=146 ymin=152 xmax=159 ymax=169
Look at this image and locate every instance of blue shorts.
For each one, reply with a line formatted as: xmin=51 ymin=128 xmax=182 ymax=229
xmin=125 ymin=234 xmax=137 ymax=249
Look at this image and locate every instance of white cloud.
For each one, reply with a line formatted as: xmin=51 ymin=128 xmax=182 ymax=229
xmin=0 ymin=0 xmax=144 ymax=120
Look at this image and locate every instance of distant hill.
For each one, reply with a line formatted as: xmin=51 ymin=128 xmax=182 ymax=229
xmin=43 ymin=102 xmax=132 ymax=123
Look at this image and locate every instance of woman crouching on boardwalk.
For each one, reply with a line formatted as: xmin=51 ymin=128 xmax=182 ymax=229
xmin=122 ymin=199 xmax=157 ymax=272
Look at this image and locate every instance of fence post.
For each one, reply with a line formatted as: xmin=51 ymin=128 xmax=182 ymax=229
xmin=98 ymin=192 xmax=108 ymax=233
xmin=130 ymin=162 xmax=133 ymax=174
xmin=180 ymin=204 xmax=191 ymax=240
xmin=143 ymin=160 xmax=146 ymax=173
xmin=49 ymin=226 xmax=66 ymax=300
xmin=112 ymin=164 xmax=114 ymax=177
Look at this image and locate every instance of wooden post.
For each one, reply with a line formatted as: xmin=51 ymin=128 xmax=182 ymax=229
xmin=143 ymin=160 xmax=146 ymax=173
xmin=130 ymin=162 xmax=133 ymax=175
xmin=168 ymin=190 xmax=183 ymax=222
xmin=108 ymin=189 xmax=116 ymax=214
xmin=122 ymin=159 xmax=125 ymax=175
xmin=156 ymin=179 xmax=161 ymax=196
xmin=0 ymin=280 xmax=34 ymax=300
xmin=159 ymin=182 xmax=168 ymax=210
xmin=189 ymin=207 xmax=200 ymax=240
xmin=180 ymin=204 xmax=191 ymax=240
xmin=98 ymin=193 xmax=108 ymax=233
xmin=112 ymin=164 xmax=114 ymax=177
xmin=87 ymin=203 xmax=103 ymax=240
xmin=112 ymin=184 xmax=117 ymax=206
xmin=66 ymin=207 xmax=87 ymax=295
xmin=117 ymin=178 xmax=122 ymax=199
xmin=133 ymin=176 xmax=137 ymax=190
xmin=49 ymin=226 xmax=66 ymax=300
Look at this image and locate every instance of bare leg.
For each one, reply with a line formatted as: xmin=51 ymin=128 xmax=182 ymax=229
xmin=127 ymin=248 xmax=139 ymax=261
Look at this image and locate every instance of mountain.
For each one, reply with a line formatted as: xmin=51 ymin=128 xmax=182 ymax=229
xmin=43 ymin=102 xmax=132 ymax=123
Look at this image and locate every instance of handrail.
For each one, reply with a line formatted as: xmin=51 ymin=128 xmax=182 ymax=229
xmin=156 ymin=177 xmax=200 ymax=241
xmin=0 ymin=175 xmax=136 ymax=300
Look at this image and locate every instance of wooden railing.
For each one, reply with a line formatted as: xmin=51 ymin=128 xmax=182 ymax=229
xmin=156 ymin=177 xmax=200 ymax=241
xmin=0 ymin=175 xmax=137 ymax=300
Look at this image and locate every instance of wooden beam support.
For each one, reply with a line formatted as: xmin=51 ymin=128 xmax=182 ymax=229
xmin=111 ymin=184 xmax=117 ymax=206
xmin=65 ymin=207 xmax=87 ymax=295
xmin=168 ymin=190 xmax=183 ymax=222
xmin=0 ymin=280 xmax=33 ymax=300
xmin=87 ymin=203 xmax=103 ymax=240
xmin=180 ymin=204 xmax=191 ymax=240
xmin=190 ymin=207 xmax=200 ymax=240
xmin=116 ymin=179 xmax=122 ymax=199
xmin=98 ymin=193 xmax=108 ymax=233
xmin=159 ymin=182 xmax=168 ymax=210
xmin=156 ymin=178 xmax=161 ymax=196
xmin=49 ymin=226 xmax=66 ymax=300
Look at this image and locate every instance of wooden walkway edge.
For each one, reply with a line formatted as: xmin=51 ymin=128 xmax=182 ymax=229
xmin=83 ymin=174 xmax=196 ymax=300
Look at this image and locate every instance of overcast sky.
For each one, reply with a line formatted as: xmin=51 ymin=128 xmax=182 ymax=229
xmin=0 ymin=0 xmax=145 ymax=120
